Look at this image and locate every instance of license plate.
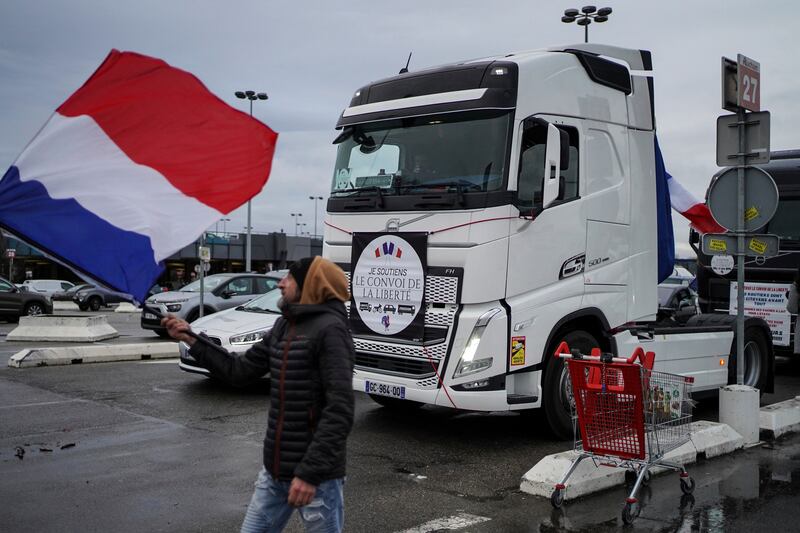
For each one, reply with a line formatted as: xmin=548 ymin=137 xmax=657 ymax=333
xmin=144 ymin=313 xmax=158 ymax=320
xmin=365 ymin=380 xmax=405 ymax=399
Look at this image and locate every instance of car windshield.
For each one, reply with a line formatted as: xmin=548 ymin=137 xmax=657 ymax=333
xmin=179 ymin=276 xmax=228 ymax=292
xmin=240 ymin=288 xmax=281 ymax=313
xmin=330 ymin=110 xmax=511 ymax=195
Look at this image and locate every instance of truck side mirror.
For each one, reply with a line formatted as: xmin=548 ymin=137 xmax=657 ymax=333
xmin=542 ymin=123 xmax=566 ymax=209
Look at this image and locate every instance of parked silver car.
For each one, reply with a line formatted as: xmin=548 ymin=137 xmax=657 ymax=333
xmin=141 ymin=272 xmax=282 ymax=337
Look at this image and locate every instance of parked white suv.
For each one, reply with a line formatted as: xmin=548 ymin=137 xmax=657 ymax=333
xmin=141 ymin=272 xmax=282 ymax=337
xmin=18 ymin=279 xmax=74 ymax=299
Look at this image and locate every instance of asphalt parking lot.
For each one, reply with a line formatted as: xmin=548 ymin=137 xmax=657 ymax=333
xmin=1 ymin=309 xmax=799 ymax=532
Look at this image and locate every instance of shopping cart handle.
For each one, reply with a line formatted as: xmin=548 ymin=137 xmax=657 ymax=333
xmin=625 ymin=346 xmax=656 ymax=369
xmin=554 ymin=341 xmax=571 ymax=358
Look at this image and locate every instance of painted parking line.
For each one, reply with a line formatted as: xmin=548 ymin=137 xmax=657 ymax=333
xmin=395 ymin=512 xmax=491 ymax=532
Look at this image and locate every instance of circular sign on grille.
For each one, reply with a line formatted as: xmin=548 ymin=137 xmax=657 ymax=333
xmin=351 ymin=235 xmax=424 ymax=335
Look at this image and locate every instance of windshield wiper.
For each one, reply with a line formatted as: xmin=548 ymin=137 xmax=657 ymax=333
xmin=340 ymin=185 xmax=385 ymax=207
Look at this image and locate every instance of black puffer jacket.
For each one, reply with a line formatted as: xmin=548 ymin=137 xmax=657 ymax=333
xmin=188 ymin=299 xmax=355 ymax=485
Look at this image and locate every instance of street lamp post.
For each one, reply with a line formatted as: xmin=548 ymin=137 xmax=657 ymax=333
xmin=221 ymin=217 xmax=231 ymax=235
xmin=290 ymin=213 xmax=303 ymax=236
xmin=234 ymin=89 xmax=268 ymax=271
xmin=561 ymin=6 xmax=612 ymax=43
xmin=309 ymin=195 xmax=323 ymax=239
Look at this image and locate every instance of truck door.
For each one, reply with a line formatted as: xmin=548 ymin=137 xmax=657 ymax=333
xmin=506 ymin=116 xmax=584 ymax=373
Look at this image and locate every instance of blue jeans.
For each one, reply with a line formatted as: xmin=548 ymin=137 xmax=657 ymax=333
xmin=240 ymin=467 xmax=345 ymax=533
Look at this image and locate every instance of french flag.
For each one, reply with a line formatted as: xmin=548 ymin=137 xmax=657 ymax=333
xmin=0 ymin=50 xmax=277 ymax=302
xmin=667 ymin=173 xmax=726 ymax=235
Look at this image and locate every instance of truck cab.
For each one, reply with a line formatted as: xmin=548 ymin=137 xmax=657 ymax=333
xmin=324 ymin=44 xmax=772 ymax=438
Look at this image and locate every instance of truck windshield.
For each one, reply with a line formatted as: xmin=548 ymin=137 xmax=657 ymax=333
xmin=330 ymin=110 xmax=511 ymax=195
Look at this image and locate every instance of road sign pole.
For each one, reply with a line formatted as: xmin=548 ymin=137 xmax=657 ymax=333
xmin=736 ymin=107 xmax=746 ymax=385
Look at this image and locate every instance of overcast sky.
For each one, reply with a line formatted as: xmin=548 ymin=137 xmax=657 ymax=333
xmin=1 ymin=0 xmax=796 ymax=257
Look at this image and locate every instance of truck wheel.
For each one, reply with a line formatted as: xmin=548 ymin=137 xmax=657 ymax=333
xmin=729 ymin=326 xmax=768 ymax=390
xmin=543 ymin=329 xmax=600 ymax=440
xmin=88 ymin=297 xmax=102 ymax=312
xmin=368 ymin=394 xmax=422 ymax=411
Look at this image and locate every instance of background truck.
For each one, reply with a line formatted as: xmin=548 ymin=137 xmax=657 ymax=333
xmin=691 ymin=149 xmax=800 ymax=356
xmin=323 ymin=43 xmax=774 ymax=438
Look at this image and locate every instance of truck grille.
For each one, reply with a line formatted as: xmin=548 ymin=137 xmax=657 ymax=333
xmin=345 ymin=270 xmax=461 ymax=375
xmin=355 ymin=353 xmax=438 ymax=377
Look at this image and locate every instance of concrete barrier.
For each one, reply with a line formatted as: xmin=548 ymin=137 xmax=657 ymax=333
xmin=114 ymin=302 xmax=141 ymax=313
xmin=6 ymin=315 xmax=119 ymax=342
xmin=53 ymin=301 xmax=79 ymax=311
xmin=760 ymin=396 xmax=800 ymax=439
xmin=520 ymin=421 xmax=744 ymax=501
xmin=8 ymin=342 xmax=178 ymax=368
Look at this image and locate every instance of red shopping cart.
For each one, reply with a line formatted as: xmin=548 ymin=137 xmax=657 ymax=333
xmin=550 ymin=342 xmax=695 ymax=524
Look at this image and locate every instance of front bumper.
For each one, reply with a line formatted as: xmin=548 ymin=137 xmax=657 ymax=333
xmin=141 ymin=303 xmax=167 ymax=331
xmin=178 ymin=341 xmax=210 ymax=375
xmin=353 ymin=368 xmax=509 ymax=411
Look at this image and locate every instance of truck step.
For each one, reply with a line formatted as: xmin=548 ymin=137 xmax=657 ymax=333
xmin=507 ymin=394 xmax=538 ymax=405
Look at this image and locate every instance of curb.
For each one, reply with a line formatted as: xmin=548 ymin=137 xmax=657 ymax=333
xmin=8 ymin=342 xmax=178 ymax=368
xmin=760 ymin=396 xmax=800 ymax=439
xmin=520 ymin=420 xmax=752 ymax=501
xmin=521 ymin=399 xmax=800 ymax=501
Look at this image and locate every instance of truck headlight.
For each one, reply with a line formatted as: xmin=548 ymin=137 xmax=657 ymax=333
xmin=166 ymin=304 xmax=182 ymax=312
xmin=230 ymin=328 xmax=271 ymax=346
xmin=453 ymin=308 xmax=502 ymax=378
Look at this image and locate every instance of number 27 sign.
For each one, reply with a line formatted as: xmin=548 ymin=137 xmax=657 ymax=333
xmin=737 ymin=54 xmax=760 ymax=112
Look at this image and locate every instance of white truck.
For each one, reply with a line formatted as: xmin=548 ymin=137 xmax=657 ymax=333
xmin=323 ymin=43 xmax=774 ymax=438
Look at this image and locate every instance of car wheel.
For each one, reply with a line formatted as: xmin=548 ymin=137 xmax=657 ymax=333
xmin=543 ymin=329 xmax=600 ymax=440
xmin=88 ymin=297 xmax=102 ymax=312
xmin=24 ymin=302 xmax=46 ymax=316
xmin=185 ymin=309 xmax=200 ymax=323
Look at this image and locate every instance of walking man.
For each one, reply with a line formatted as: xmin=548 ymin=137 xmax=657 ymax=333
xmin=162 ymin=256 xmax=355 ymax=532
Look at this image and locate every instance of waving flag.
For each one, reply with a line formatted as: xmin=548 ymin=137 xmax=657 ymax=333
xmin=666 ymin=175 xmax=725 ymax=235
xmin=0 ymin=50 xmax=277 ymax=302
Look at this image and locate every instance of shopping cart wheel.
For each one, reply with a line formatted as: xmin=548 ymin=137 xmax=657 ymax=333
xmin=641 ymin=469 xmax=652 ymax=485
xmin=680 ymin=476 xmax=696 ymax=495
xmin=622 ymin=501 xmax=640 ymax=524
xmin=550 ymin=488 xmax=564 ymax=508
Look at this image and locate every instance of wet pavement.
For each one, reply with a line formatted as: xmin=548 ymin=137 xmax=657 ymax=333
xmin=528 ymin=437 xmax=800 ymax=532
xmin=1 ymin=309 xmax=799 ymax=531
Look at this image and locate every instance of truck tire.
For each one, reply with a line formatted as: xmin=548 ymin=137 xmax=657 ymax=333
xmin=543 ymin=329 xmax=600 ymax=440
xmin=88 ymin=297 xmax=102 ymax=312
xmin=728 ymin=326 xmax=769 ymax=390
